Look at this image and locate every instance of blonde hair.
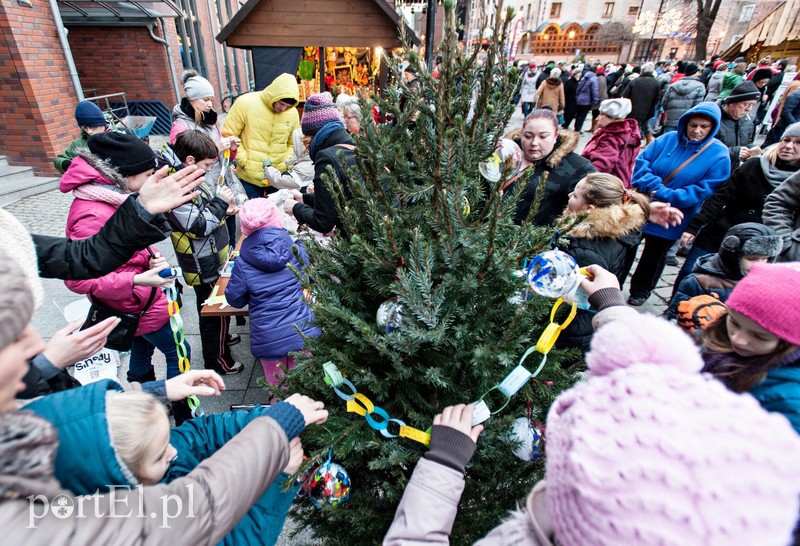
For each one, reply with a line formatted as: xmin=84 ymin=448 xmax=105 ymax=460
xmin=580 ymin=172 xmax=650 ymax=217
xmin=107 ymin=391 xmax=169 ymax=481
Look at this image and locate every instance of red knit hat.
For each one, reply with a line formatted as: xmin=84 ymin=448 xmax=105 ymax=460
xmin=725 ymin=262 xmax=800 ymax=346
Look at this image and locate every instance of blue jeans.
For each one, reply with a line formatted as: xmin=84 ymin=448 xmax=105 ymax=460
xmin=672 ymin=244 xmax=714 ymax=297
xmin=128 ymin=321 xmax=189 ymax=380
xmin=522 ymin=102 xmax=534 ymax=117
xmin=242 ymin=180 xmax=266 ymax=200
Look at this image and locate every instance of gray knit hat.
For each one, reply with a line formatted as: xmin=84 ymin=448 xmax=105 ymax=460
xmin=0 ymin=245 xmax=35 ymax=350
xmin=709 ymin=222 xmax=783 ymax=280
xmin=0 ymin=208 xmax=43 ymax=310
xmin=182 ymin=69 xmax=215 ymax=101
xmin=782 ymin=122 xmax=800 ymax=139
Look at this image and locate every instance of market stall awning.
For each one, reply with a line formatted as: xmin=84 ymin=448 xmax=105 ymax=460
xmin=216 ymin=0 xmax=420 ymax=48
xmin=57 ymin=0 xmax=180 ymax=25
xmin=720 ymin=0 xmax=800 ymax=58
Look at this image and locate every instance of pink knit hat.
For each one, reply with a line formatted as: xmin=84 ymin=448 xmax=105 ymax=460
xmin=725 ymin=262 xmax=800 ymax=346
xmin=546 ymin=313 xmax=800 ymax=546
xmin=239 ymin=198 xmax=284 ymax=236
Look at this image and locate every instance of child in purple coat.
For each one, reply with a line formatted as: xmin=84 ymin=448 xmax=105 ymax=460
xmin=225 ymin=198 xmax=320 ymax=384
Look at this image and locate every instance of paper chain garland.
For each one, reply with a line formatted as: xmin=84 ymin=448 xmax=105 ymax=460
xmin=165 ymin=282 xmax=204 ymax=418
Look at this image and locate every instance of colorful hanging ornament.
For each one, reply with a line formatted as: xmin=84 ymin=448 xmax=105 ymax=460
xmin=509 ymin=417 xmax=544 ymax=462
xmin=479 ymin=138 xmax=524 ymax=183
xmin=300 ymin=450 xmax=351 ymax=509
xmin=376 ymin=298 xmax=405 ymax=333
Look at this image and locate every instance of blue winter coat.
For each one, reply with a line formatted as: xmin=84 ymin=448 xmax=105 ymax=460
xmin=575 ymin=70 xmax=599 ymax=107
xmin=225 ymin=227 xmax=320 ymax=359
xmin=632 ymin=102 xmax=731 ymax=239
xmin=749 ymin=349 xmax=800 ymax=434
xmin=26 ymin=380 xmax=299 ymax=546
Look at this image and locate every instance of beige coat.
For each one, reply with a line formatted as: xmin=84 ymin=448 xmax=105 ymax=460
xmin=533 ymin=79 xmax=565 ymax=114
xmin=0 ymin=411 xmax=291 ymax=546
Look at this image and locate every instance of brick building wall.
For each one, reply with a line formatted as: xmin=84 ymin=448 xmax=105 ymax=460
xmin=68 ymin=25 xmax=179 ymax=105
xmin=0 ymin=0 xmax=78 ymax=175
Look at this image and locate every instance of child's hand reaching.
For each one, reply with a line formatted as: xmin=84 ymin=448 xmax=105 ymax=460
xmin=149 ymin=251 xmax=168 ymax=270
xmin=285 ymin=393 xmax=328 ymax=426
xmin=283 ymin=438 xmax=304 ymax=474
xmin=579 ymin=264 xmax=620 ymax=297
xmin=218 ymin=186 xmax=234 ymax=203
xmin=165 ymin=370 xmax=226 ymax=401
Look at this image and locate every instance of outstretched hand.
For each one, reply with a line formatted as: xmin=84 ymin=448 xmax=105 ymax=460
xmin=285 ymin=393 xmax=328 ymax=426
xmin=43 ymin=318 xmax=121 ymax=368
xmin=165 ymin=370 xmax=225 ymax=401
xmin=433 ymin=404 xmax=484 ymax=444
xmin=137 ymin=165 xmax=205 ymax=215
xmin=648 ymin=202 xmax=684 ymax=229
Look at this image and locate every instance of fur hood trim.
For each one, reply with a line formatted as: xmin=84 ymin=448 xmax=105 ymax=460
xmin=546 ymin=131 xmax=580 ymax=169
xmin=563 ymin=202 xmax=646 ymax=239
xmin=74 ymin=149 xmax=127 ymax=187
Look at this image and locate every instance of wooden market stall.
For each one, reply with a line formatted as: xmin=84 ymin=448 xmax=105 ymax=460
xmin=216 ymin=0 xmax=420 ymax=98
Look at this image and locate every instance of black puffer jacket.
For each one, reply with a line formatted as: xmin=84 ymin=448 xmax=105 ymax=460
xmin=715 ymin=107 xmax=755 ymax=171
xmin=292 ymin=126 xmax=357 ymax=234
xmin=511 ymin=131 xmax=596 ymax=226
xmin=555 ymin=203 xmax=645 ymax=352
xmin=685 ymin=154 xmax=800 ymax=253
xmin=622 ymin=73 xmax=661 ymax=122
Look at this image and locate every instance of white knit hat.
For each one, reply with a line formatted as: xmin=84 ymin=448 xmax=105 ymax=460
xmin=599 ymin=98 xmax=632 ymax=119
xmin=0 ymin=208 xmax=43 ymax=309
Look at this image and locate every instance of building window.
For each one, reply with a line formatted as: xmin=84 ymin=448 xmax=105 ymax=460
xmin=628 ymin=5 xmax=639 ymax=15
xmin=603 ymin=2 xmax=615 ymax=18
xmin=739 ymin=4 xmax=755 ymax=22
xmin=550 ymin=2 xmax=561 ymax=18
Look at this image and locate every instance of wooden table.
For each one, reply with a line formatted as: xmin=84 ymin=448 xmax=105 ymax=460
xmin=200 ymin=238 xmax=248 ymax=317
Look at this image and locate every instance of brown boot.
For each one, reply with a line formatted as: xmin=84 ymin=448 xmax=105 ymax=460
xmin=590 ymin=117 xmax=598 ymax=133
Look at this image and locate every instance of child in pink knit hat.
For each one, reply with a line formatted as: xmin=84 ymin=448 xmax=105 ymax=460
xmin=225 ymin=198 xmax=319 ymax=385
xmin=384 ymin=276 xmax=800 ymax=545
xmin=701 ymin=261 xmax=800 ymax=433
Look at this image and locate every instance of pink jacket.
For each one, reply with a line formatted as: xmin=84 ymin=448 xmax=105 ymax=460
xmin=581 ymin=118 xmax=641 ymax=188
xmin=60 ymin=155 xmax=169 ymax=336
xmin=384 ymin=458 xmax=554 ymax=545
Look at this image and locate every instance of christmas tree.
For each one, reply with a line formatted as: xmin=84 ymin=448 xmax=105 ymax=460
xmin=280 ymin=3 xmax=581 ymax=543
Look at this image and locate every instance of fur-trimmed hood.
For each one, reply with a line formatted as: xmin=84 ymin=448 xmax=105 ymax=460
xmin=59 ymin=149 xmax=127 ymax=193
xmin=546 ymin=130 xmax=580 ymax=169
xmin=562 ymin=202 xmax=646 ymax=239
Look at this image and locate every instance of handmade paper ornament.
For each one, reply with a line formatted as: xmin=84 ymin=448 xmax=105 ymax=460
xmin=300 ymin=458 xmax=351 ymax=509
xmin=509 ymin=417 xmax=543 ymax=461
xmin=376 ymin=298 xmax=405 ymax=333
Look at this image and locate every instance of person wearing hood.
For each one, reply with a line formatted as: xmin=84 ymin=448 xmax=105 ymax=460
xmin=679 ymin=124 xmax=800 ymax=286
xmin=225 ymin=198 xmax=320 ymax=384
xmin=580 ymin=99 xmax=641 ymax=187
xmin=763 ymin=125 xmax=800 ymax=262
xmin=718 ymin=61 xmax=747 ymax=100
xmin=715 ymin=81 xmax=759 ymax=170
xmin=627 ymin=102 xmax=731 ymax=306
xmin=0 ymin=252 xmax=329 ymax=545
xmin=59 ymin=131 xmax=199 ymax=419
xmin=384 ymin=306 xmax=800 ymax=546
xmin=704 ymin=60 xmax=728 ymax=102
xmin=532 ymin=68 xmax=565 ymax=115
xmin=282 ymin=92 xmax=357 ymax=235
xmin=223 ymin=73 xmax=300 ymax=199
xmin=573 ymin=66 xmax=599 ymax=134
xmin=506 ymin=109 xmax=596 ymax=226
xmin=659 ymin=63 xmax=705 ymax=133
xmin=554 ymin=173 xmax=649 ymax=351
xmin=622 ymin=62 xmax=661 ymax=146
xmin=666 ymin=222 xmax=783 ymax=320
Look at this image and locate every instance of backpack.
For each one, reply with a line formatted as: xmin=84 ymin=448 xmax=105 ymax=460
xmin=677 ymin=293 xmax=727 ymax=332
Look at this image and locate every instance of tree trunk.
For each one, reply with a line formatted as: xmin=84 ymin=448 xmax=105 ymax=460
xmin=695 ymin=0 xmax=722 ymax=61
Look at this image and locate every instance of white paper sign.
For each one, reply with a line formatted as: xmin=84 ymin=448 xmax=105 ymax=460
xmin=72 ymin=349 xmax=120 ymax=384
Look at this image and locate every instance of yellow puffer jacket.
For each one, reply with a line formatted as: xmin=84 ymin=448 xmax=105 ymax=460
xmin=222 ymin=73 xmax=300 ymax=186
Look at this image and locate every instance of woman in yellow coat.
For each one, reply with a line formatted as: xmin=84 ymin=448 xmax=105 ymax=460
xmin=223 ymin=73 xmax=300 ymax=198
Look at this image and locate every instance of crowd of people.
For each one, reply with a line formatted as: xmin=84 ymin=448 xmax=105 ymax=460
xmin=1 ymin=52 xmax=800 ymax=545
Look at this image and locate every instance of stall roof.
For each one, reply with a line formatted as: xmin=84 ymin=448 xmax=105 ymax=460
xmin=216 ymin=0 xmax=420 ymax=48
xmin=58 ymin=0 xmax=180 ymax=26
xmin=721 ymin=0 xmax=800 ymax=58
